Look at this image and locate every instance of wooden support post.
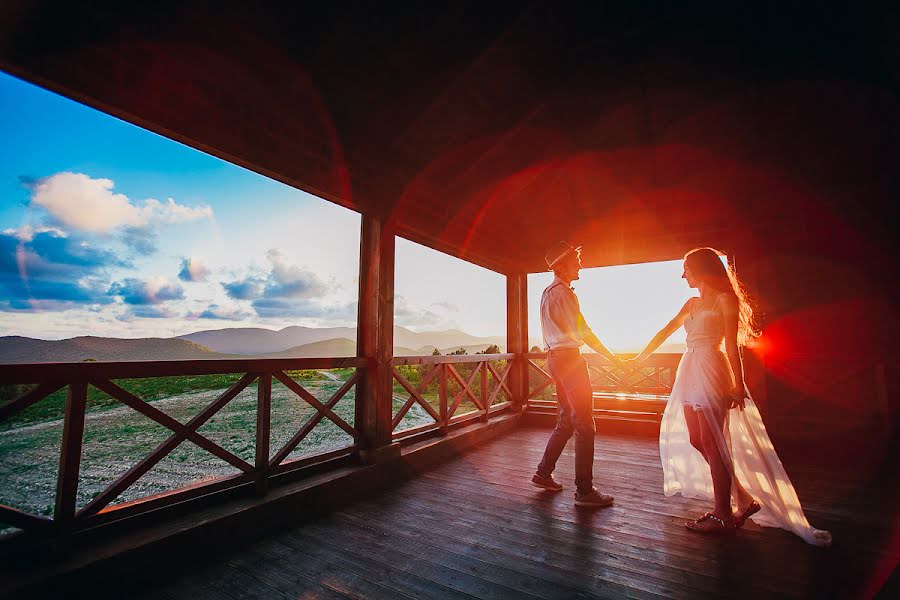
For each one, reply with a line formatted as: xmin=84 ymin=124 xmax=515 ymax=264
xmin=506 ymin=273 xmax=528 ymax=408
xmin=54 ymin=382 xmax=87 ymax=554
xmin=255 ymin=372 xmax=272 ymax=495
xmin=357 ymin=214 xmax=400 ymax=463
xmin=481 ymin=362 xmax=489 ymax=422
xmin=439 ymin=364 xmax=448 ymax=435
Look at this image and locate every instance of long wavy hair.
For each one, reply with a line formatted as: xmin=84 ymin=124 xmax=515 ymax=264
xmin=684 ymin=247 xmax=760 ymax=346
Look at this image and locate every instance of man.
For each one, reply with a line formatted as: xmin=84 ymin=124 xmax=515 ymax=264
xmin=531 ymin=241 xmax=619 ymax=507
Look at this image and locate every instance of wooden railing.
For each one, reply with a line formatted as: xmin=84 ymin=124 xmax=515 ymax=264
xmin=0 ymin=353 xmax=523 ymax=547
xmin=0 ymin=357 xmax=363 ymax=547
xmin=391 ymin=354 xmax=517 ymax=440
xmin=525 ymin=352 xmax=683 ymax=421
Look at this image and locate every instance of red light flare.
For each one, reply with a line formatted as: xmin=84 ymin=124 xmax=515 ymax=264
xmin=397 ymin=140 xmax=796 ymax=267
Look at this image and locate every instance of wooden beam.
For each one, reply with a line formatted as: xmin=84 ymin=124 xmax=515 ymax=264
xmin=0 ymin=504 xmax=53 ymax=532
xmin=54 ymin=382 xmax=87 ymax=553
xmin=356 ymin=213 xmax=378 ymax=450
xmin=375 ymin=217 xmax=396 ymax=448
xmin=392 ymin=353 xmax=514 ymax=365
xmin=0 ymin=357 xmax=364 ymax=385
xmin=255 ymin=372 xmax=272 ymax=495
xmin=506 ymin=273 xmax=528 ymax=406
xmin=356 ymin=214 xmax=396 ymax=452
xmin=89 ymin=379 xmax=253 ymax=474
xmin=0 ymin=382 xmax=64 ymax=423
xmin=77 ymin=373 xmax=257 ymax=518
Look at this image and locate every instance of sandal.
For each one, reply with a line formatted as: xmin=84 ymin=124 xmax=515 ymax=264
xmin=735 ymin=500 xmax=761 ymax=528
xmin=685 ymin=512 xmax=735 ymax=534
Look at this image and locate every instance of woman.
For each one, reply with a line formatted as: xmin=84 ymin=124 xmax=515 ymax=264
xmin=631 ymin=248 xmax=831 ymax=546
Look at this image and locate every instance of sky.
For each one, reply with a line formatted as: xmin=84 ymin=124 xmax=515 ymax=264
xmin=0 ymin=70 xmax=508 ymax=340
xmin=528 ymin=260 xmax=695 ymax=353
xmin=0 ymin=69 xmax=694 ymax=348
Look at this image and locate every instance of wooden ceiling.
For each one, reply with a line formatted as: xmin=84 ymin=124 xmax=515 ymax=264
xmin=1 ymin=2 xmax=897 ymax=273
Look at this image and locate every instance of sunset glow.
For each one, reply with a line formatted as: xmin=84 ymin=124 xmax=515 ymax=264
xmin=529 ymin=260 xmax=697 ymax=353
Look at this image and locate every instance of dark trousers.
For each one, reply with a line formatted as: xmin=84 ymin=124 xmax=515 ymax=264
xmin=536 ymin=349 xmax=595 ymax=493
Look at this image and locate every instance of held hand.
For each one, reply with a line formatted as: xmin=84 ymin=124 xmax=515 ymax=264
xmin=729 ymin=386 xmax=747 ymax=411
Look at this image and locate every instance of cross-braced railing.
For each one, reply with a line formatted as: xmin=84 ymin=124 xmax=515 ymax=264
xmin=391 ymin=354 xmax=516 ymax=439
xmin=0 ymin=358 xmax=362 ymax=547
xmin=524 ymin=352 xmax=683 ymax=420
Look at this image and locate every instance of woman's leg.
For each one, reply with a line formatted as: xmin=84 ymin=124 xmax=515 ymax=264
xmin=686 ymin=405 xmax=754 ymax=520
xmin=683 ymin=406 xmax=708 ymax=462
xmin=698 ymin=410 xmax=734 ymax=520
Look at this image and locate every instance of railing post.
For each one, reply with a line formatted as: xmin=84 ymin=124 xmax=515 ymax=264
xmin=439 ymin=364 xmax=448 ymax=435
xmin=506 ymin=272 xmax=528 ymax=408
xmin=54 ymin=382 xmax=87 ymax=554
xmin=255 ymin=372 xmax=272 ymax=495
xmin=357 ymin=213 xmax=401 ymax=463
xmin=480 ymin=362 xmax=489 ymax=422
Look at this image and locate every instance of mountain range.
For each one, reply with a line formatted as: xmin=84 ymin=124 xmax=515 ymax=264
xmin=176 ymin=325 xmax=522 ymax=356
xmin=0 ymin=326 xmax=541 ymax=363
xmin=0 ymin=326 xmax=683 ymax=364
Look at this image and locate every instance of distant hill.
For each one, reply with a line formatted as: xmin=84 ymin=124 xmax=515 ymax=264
xmin=179 ymin=325 xmax=536 ymax=356
xmin=0 ymin=336 xmax=228 ymax=363
xmin=264 ymin=338 xmax=418 ymax=359
xmin=178 ymin=326 xmax=357 ymax=355
xmin=0 ymin=333 xmax=681 ymax=364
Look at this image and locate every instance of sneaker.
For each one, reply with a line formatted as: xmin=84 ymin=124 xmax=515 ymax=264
xmin=574 ymin=488 xmax=614 ymax=507
xmin=531 ymin=473 xmax=563 ymax=491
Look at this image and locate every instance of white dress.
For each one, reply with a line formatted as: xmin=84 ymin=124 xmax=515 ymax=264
xmin=659 ymin=297 xmax=832 ymax=546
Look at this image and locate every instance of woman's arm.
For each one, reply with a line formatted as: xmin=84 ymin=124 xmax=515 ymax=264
xmin=720 ymin=293 xmax=747 ymax=409
xmin=632 ymin=299 xmax=694 ymax=362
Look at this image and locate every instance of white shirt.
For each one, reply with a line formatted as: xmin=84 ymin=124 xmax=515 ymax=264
xmin=540 ymin=276 xmax=595 ymax=350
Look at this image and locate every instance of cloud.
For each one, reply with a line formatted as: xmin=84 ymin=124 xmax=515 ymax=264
xmin=222 ymin=249 xmax=333 ymax=317
xmin=178 ymin=257 xmax=211 ymax=282
xmin=119 ymin=305 xmax=180 ymax=320
xmin=121 ymin=226 xmax=158 ymax=255
xmin=196 ymin=303 xmax=251 ymax=320
xmin=263 ymin=249 xmax=330 ymax=299
xmin=251 ymin=298 xmax=357 ymax=320
xmin=0 ymin=230 xmax=116 ymax=311
xmin=222 ymin=277 xmax=265 ymax=300
xmin=28 ymin=172 xmax=213 ymax=233
xmin=431 ymin=301 xmax=459 ymax=312
xmin=394 ymin=295 xmax=444 ymax=327
xmin=3 ymin=224 xmax=66 ymax=242
xmin=108 ymin=277 xmax=185 ymax=305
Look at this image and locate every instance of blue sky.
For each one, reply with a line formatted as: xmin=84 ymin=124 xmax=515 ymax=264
xmin=0 ymin=70 xmax=511 ymax=340
xmin=0 ymin=70 xmax=694 ymax=349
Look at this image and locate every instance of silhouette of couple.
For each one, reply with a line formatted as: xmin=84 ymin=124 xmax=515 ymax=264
xmin=532 ymin=241 xmax=831 ymax=546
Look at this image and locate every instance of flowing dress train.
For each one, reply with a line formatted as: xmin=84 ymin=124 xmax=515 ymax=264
xmin=659 ymin=299 xmax=832 ymax=547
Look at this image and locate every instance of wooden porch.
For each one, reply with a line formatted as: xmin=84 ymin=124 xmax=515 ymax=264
xmin=1 ymin=2 xmax=897 ymax=598
xmin=7 ymin=426 xmax=894 ymax=599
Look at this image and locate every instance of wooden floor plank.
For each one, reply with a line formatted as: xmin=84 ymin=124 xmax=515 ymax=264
xmin=278 ymin=530 xmax=477 ymax=600
xmin=226 ymin=538 xmax=400 ymax=600
xmin=341 ymin=488 xmax=802 ymax=599
xmin=140 ymin=427 xmax=894 ymax=600
xmin=295 ymin=515 xmax=552 ymax=600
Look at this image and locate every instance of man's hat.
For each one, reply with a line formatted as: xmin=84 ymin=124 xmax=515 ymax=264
xmin=544 ymin=241 xmax=581 ymax=270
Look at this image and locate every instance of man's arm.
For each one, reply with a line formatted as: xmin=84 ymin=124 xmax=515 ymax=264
xmin=571 ymin=295 xmax=620 ymax=364
xmin=582 ymin=331 xmax=620 ymax=364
